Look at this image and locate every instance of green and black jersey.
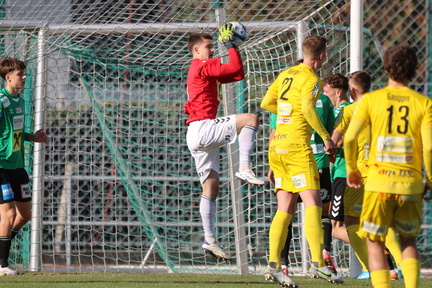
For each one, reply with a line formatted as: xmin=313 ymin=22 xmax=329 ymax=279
xmin=0 ymin=88 xmax=28 ymax=169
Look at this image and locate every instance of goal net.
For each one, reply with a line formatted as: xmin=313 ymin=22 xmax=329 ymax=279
xmin=1 ymin=0 xmax=431 ymax=276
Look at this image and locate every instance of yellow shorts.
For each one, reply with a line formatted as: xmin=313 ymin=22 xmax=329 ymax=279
xmin=344 ymin=183 xmax=364 ymax=218
xmin=269 ymin=142 xmax=319 ymax=193
xmin=358 ymin=190 xmax=422 ymax=242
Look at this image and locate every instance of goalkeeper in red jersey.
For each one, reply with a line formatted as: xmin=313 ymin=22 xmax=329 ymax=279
xmin=185 ymin=24 xmax=263 ymax=261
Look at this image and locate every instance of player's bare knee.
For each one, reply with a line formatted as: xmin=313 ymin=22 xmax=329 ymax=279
xmin=243 ymin=113 xmax=259 ymax=127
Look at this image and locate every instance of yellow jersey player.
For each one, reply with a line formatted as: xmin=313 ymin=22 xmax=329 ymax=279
xmin=261 ymin=35 xmax=342 ymax=286
xmin=345 ymin=45 xmax=432 ymax=288
xmin=333 ymin=71 xmax=402 ymax=280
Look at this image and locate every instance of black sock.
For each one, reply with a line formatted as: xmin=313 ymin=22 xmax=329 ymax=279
xmin=0 ymin=236 xmax=12 ymax=268
xmin=280 ymin=222 xmax=293 ymax=266
xmin=385 ymin=248 xmax=395 ymax=271
xmin=11 ymin=228 xmax=20 ymax=240
xmin=322 ymin=216 xmax=332 ymax=252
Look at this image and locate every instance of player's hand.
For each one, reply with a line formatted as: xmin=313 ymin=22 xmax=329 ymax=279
xmin=347 ymin=170 xmax=363 ymax=189
xmin=31 ymin=129 xmax=48 ymax=143
xmin=324 ymin=138 xmax=336 ymax=157
xmin=267 ymin=169 xmax=275 ymax=185
xmin=218 ymin=23 xmax=235 ymax=49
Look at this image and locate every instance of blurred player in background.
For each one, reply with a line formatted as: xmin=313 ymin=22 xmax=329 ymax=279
xmin=0 ymin=58 xmax=48 ymax=275
xmin=344 ymin=44 xmax=432 ymax=288
xmin=184 ymin=24 xmax=263 ymax=262
xmin=261 ymin=35 xmax=342 ymax=286
xmin=322 ymin=73 xmax=351 ymax=246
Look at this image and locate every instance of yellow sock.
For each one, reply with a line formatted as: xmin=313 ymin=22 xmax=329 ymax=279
xmin=347 ymin=224 xmax=369 ymax=271
xmin=371 ymin=269 xmax=390 ymax=288
xmin=305 ymin=206 xmax=324 ymax=267
xmin=385 ymin=228 xmax=402 ymax=267
xmin=401 ymin=258 xmax=420 ymax=288
xmin=269 ymin=210 xmax=292 ymax=268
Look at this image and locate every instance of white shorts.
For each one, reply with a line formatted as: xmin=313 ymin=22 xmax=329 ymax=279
xmin=187 ymin=115 xmax=237 ymax=184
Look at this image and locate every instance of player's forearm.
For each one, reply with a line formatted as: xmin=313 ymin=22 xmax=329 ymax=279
xmin=331 ymin=129 xmax=344 ymax=148
xmin=344 ymin=118 xmax=364 ymax=173
xmin=421 ymin=125 xmax=432 ymax=186
xmin=219 ymin=48 xmax=244 ymax=80
xmin=302 ymin=98 xmax=330 ymax=142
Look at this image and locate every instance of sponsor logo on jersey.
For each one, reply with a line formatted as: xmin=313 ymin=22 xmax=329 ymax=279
xmin=278 ymin=102 xmax=292 ymax=116
xmin=316 ymin=99 xmax=323 ymax=107
xmin=1 ymin=184 xmax=14 ymax=201
xmin=311 ymin=143 xmax=324 ymax=154
xmin=13 ymin=115 xmax=24 ymax=130
xmin=1 ymin=96 xmax=10 ymax=108
xmin=13 ymin=130 xmax=23 ymax=152
xmin=363 ymin=220 xmax=387 ymax=236
xmin=378 ymin=168 xmax=415 ymax=178
xmin=291 ymin=174 xmax=307 ymax=188
xmin=274 ymin=134 xmax=287 ymax=140
xmin=275 ymin=177 xmax=282 ymax=188
xmin=394 ymin=219 xmax=418 ymax=234
xmin=354 ymin=204 xmax=362 ymax=214
xmin=377 ymin=136 xmax=414 ymax=153
xmin=376 ymin=153 xmax=413 ymax=163
xmin=276 ymin=117 xmax=291 ymax=124
xmin=312 ymin=82 xmax=320 ymax=98
xmin=20 ymin=183 xmax=31 ymax=199
xmin=320 ymin=188 xmax=329 ymax=201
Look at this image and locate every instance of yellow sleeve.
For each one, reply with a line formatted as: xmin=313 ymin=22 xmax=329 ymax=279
xmin=344 ymin=116 xmax=365 ymax=173
xmin=260 ymin=81 xmax=278 ymax=114
xmin=421 ymin=125 xmax=432 ymax=186
xmin=301 ymin=96 xmax=330 ymax=142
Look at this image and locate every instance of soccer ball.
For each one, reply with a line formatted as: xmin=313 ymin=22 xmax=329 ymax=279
xmin=231 ymin=21 xmax=247 ymax=43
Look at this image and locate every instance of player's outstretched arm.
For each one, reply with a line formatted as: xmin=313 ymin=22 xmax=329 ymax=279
xmin=27 ymin=129 xmax=49 ymax=143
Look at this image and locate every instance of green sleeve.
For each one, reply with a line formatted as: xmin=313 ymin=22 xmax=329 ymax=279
xmin=269 ymin=113 xmax=277 ymax=129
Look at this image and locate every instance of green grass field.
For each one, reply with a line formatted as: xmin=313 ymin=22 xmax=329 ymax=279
xmin=0 ymin=273 xmax=431 ymax=288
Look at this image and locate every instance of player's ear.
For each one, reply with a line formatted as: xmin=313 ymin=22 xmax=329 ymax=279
xmin=319 ymin=52 xmax=326 ymax=61
xmin=349 ymin=86 xmax=356 ymax=100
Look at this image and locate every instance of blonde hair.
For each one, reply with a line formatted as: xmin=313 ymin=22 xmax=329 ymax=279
xmin=302 ymin=36 xmax=326 ymax=60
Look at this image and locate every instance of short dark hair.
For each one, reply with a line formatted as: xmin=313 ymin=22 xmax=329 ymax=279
xmin=348 ymin=70 xmax=371 ymax=94
xmin=187 ymin=33 xmax=213 ymax=53
xmin=302 ymin=36 xmax=326 ymax=61
xmin=384 ymin=44 xmax=417 ymax=83
xmin=0 ymin=57 xmax=26 ymax=80
xmin=323 ymin=73 xmax=348 ymax=91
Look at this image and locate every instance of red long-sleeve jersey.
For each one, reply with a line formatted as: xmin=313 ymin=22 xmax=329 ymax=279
xmin=184 ymin=47 xmax=244 ymax=125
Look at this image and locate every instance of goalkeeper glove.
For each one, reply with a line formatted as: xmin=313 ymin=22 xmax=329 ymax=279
xmin=218 ymin=23 xmax=236 ymax=49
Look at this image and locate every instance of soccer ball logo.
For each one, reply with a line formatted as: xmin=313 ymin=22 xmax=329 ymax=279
xmin=230 ymin=21 xmax=247 ymax=43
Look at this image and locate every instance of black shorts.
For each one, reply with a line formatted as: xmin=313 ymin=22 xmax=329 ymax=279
xmin=0 ymin=168 xmax=31 ymax=203
xmin=330 ymin=177 xmax=346 ymax=221
xmin=318 ymin=167 xmax=332 ymax=204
